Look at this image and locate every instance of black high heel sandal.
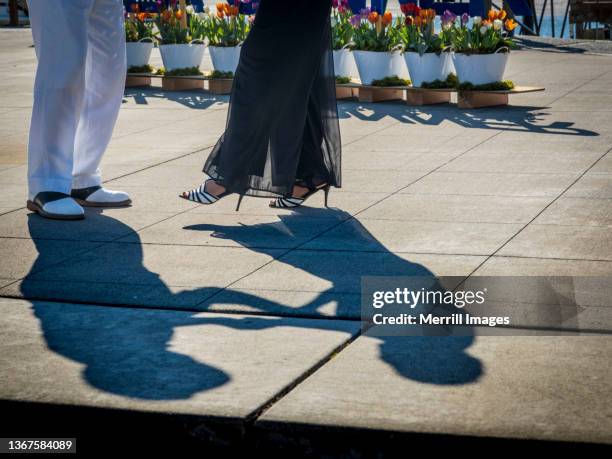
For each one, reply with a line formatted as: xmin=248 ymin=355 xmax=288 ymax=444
xmin=269 ymin=181 xmax=330 ymax=209
xmin=180 ymin=179 xmax=244 ymax=211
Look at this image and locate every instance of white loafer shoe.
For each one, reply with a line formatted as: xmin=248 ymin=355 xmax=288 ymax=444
xmin=71 ymin=186 xmax=131 ymax=207
xmin=27 ymin=192 xmax=85 ymax=220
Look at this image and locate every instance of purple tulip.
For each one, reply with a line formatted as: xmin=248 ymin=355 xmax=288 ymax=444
xmin=461 ymin=12 xmax=469 ymax=25
xmin=350 ymin=14 xmax=361 ymax=27
xmin=441 ymin=10 xmax=456 ymax=25
xmin=359 ymin=7 xmax=371 ymax=19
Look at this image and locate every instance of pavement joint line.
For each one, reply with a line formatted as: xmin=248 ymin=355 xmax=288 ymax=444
xmin=244 ymin=324 xmax=365 ymax=424
xmin=462 ymin=144 xmax=612 ymax=280
xmin=548 ymin=69 xmax=611 ymax=106
xmin=100 ymin=240 xmax=507 ymax=252
xmin=0 ymin=293 xmax=362 ymax=322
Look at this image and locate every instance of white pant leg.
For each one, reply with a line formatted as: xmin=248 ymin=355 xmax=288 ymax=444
xmin=27 ymin=0 xmax=93 ymax=199
xmin=72 ymin=0 xmax=126 ymax=189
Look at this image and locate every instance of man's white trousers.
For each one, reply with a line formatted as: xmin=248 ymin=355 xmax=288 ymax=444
xmin=27 ymin=0 xmax=126 ymax=198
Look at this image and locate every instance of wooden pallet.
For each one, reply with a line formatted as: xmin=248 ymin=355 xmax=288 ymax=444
xmin=457 ymin=86 xmax=545 ymax=109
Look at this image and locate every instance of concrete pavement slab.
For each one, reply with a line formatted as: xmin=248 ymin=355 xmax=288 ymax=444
xmin=301 ymin=218 xmax=522 ymax=255
xmin=232 ymin=250 xmax=486 ymax=298
xmin=4 ymin=241 xmax=283 ymax=307
xmin=473 ymin=256 xmax=612 ymax=276
xmin=0 ymin=237 xmax=101 ymax=280
xmin=591 ymin=152 xmax=612 ymax=173
xmin=338 ymin=169 xmax=425 ymax=193
xmin=565 ymin=173 xmax=612 ymax=198
xmin=0 ymin=208 xmax=179 ymax=242
xmin=400 ymin=171 xmax=579 ymax=197
xmin=117 ymin=212 xmax=345 ymax=250
xmin=0 ymin=297 xmax=359 ymax=419
xmin=257 ymin=332 xmax=612 ymax=444
xmin=498 ymin=225 xmax=612 ymax=260
xmin=359 ymin=194 xmax=553 ymax=224
xmin=533 ymin=197 xmax=612 ymax=226
xmin=439 ymin=149 xmax=604 ymax=174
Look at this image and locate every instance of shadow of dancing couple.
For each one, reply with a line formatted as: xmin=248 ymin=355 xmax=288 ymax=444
xmin=21 ymin=207 xmax=483 ymax=401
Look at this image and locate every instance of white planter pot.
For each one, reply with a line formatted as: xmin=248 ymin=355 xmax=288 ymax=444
xmin=208 ymin=46 xmax=241 ymax=73
xmin=403 ymin=52 xmax=453 ymax=87
xmin=353 ymin=50 xmax=409 ymax=85
xmin=126 ymin=41 xmax=154 ymax=68
xmin=452 ymin=52 xmax=509 ymax=85
xmin=159 ymin=43 xmax=205 ymax=71
xmin=333 ymin=48 xmax=358 ymax=79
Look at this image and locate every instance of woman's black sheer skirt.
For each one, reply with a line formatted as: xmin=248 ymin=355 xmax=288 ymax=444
xmin=202 ymin=0 xmax=341 ymax=198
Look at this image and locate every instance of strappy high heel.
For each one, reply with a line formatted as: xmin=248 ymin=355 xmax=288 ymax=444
xmin=270 ymin=181 xmax=330 ymax=209
xmin=180 ymin=179 xmax=244 ymax=211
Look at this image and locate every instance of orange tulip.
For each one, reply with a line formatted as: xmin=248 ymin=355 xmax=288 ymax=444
xmin=223 ymin=3 xmax=231 ymax=15
xmin=498 ymin=9 xmax=507 ymax=20
xmin=413 ymin=15 xmax=422 ymax=27
xmin=217 ymin=10 xmax=224 ymax=18
xmin=161 ymin=9 xmax=172 ymax=21
xmin=504 ymin=18 xmax=517 ymax=31
xmin=216 ymin=2 xmax=224 ymax=12
xmin=137 ymin=12 xmax=147 ymax=22
xmin=382 ymin=11 xmax=392 ymax=26
xmin=367 ymin=11 xmax=379 ymax=24
xmin=175 ymin=9 xmax=183 ymax=20
xmin=419 ymin=8 xmax=435 ymax=21
xmin=230 ymin=5 xmax=239 ymax=16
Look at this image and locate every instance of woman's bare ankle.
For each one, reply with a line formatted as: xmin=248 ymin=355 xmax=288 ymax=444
xmin=206 ymin=181 xmax=226 ymax=197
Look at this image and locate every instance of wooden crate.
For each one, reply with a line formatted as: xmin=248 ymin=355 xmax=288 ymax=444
xmin=336 ymin=86 xmax=359 ymax=100
xmin=358 ymin=85 xmax=407 ymax=103
xmin=161 ymin=76 xmax=205 ymax=91
xmin=125 ymin=74 xmax=152 ymax=88
xmin=457 ymin=86 xmax=545 ymax=109
xmin=204 ymin=78 xmax=233 ymax=95
xmin=405 ymin=87 xmax=452 ymax=106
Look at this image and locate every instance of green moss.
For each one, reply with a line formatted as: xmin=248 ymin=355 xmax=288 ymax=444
xmin=209 ymin=70 xmax=234 ymax=79
xmin=156 ymin=67 xmax=203 ymax=77
xmin=127 ymin=64 xmax=154 ymax=74
xmin=371 ymin=75 xmax=411 ymax=87
xmin=457 ymin=80 xmax=515 ymax=91
xmin=336 ymin=76 xmax=352 ymax=84
xmin=419 ymin=75 xmax=515 ymax=92
xmin=420 ymin=73 xmax=458 ymax=89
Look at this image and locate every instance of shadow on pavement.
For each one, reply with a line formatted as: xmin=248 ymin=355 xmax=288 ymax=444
xmin=21 ymin=209 xmax=482 ymax=401
xmin=338 ymin=103 xmax=600 ymax=136
xmin=123 ymin=88 xmax=228 ymax=110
